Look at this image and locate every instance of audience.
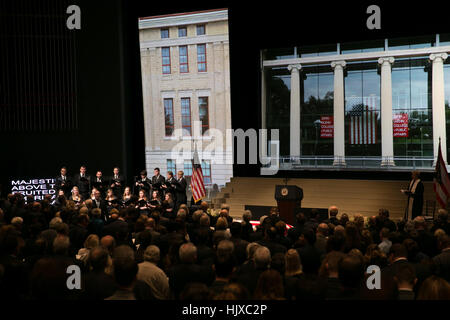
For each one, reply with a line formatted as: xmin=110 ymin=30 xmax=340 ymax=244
xmin=1 ymin=192 xmax=450 ymax=300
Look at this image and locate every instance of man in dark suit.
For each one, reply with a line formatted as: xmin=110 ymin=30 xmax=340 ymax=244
xmin=92 ymin=171 xmax=107 ymax=198
xmin=167 ymin=243 xmax=215 ymax=299
xmin=402 ymin=170 xmax=424 ymax=220
xmin=174 ymin=170 xmax=187 ymax=210
xmin=381 ymin=243 xmax=412 ymax=299
xmin=135 ymin=170 xmax=151 ymax=196
xmin=433 ymin=234 xmax=450 ymax=282
xmin=150 ymin=168 xmax=165 ymax=196
xmin=162 ymin=171 xmax=177 ymax=199
xmin=394 ymin=263 xmax=417 ymax=300
xmin=55 ymin=167 xmax=72 ymax=198
xmin=73 ymin=165 xmax=91 ymax=200
xmin=92 ymin=190 xmax=108 ymax=221
xmin=109 ymin=167 xmax=125 ymax=198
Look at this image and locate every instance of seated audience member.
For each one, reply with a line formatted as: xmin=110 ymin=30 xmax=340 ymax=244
xmin=433 ymin=234 xmax=450 ymax=282
xmin=209 ymin=253 xmax=236 ymax=296
xmin=378 ymin=227 xmax=392 ymax=255
xmin=237 ymin=246 xmax=271 ymax=297
xmin=137 ymin=245 xmax=169 ymax=300
xmin=179 ymin=282 xmax=211 ymax=300
xmin=254 ymin=269 xmax=285 ymax=300
xmin=213 ymin=282 xmax=250 ymax=300
xmin=320 ymin=251 xmax=346 ymax=300
xmin=82 ymin=247 xmax=116 ymax=300
xmin=241 ymin=210 xmax=254 ymax=241
xmin=167 ymin=242 xmax=215 ymax=299
xmin=337 ymin=254 xmax=365 ymax=299
xmin=416 ymin=275 xmax=450 ymax=300
xmin=394 ymin=263 xmax=417 ymax=300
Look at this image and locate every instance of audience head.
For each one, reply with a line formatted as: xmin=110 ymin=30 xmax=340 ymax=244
xmin=253 ymin=246 xmax=271 ymax=270
xmin=112 ymin=245 xmax=138 ymax=289
xmin=179 ymin=242 xmax=197 ymax=264
xmin=416 ymin=276 xmax=450 ymax=300
xmin=284 ymin=249 xmax=302 ymax=277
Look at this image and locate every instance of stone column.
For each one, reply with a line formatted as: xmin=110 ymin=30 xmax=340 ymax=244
xmin=288 ymin=64 xmax=302 ymax=158
xmin=430 ymin=53 xmax=448 ymax=164
xmin=378 ymin=57 xmax=395 ymax=166
xmin=331 ymin=60 xmax=346 ymax=166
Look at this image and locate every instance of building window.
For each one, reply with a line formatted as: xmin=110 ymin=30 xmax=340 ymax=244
xmin=161 ymin=28 xmax=169 ymax=39
xmin=197 ymin=44 xmax=207 ymax=72
xmin=181 ymin=97 xmax=191 ymax=135
xmin=167 ymin=159 xmax=176 ymax=174
xmin=300 ymin=65 xmax=334 ymax=160
xmin=162 ymin=47 xmax=171 ymax=74
xmin=178 ymin=26 xmax=187 ymax=37
xmin=196 ymin=24 xmax=205 ymax=35
xmin=199 ymin=97 xmax=209 ymax=135
xmin=179 ymin=46 xmax=189 ymax=73
xmin=164 ymin=98 xmax=174 ymax=136
xmin=202 ymin=160 xmax=211 ymax=185
xmin=344 ymin=61 xmax=381 ymax=162
xmin=392 ymin=57 xmax=432 ymax=165
xmin=183 ymin=160 xmax=192 ymax=177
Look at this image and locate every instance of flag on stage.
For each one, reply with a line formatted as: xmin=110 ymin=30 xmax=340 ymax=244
xmin=433 ymin=140 xmax=450 ymax=208
xmin=191 ymin=145 xmax=206 ymax=203
xmin=349 ymin=102 xmax=377 ymax=145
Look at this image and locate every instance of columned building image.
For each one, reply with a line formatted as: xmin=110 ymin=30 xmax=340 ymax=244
xmin=262 ymin=35 xmax=450 ymax=171
xmin=138 ymin=9 xmax=232 ymax=190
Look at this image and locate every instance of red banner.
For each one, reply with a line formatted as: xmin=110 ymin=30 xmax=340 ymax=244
xmin=393 ymin=113 xmax=408 ymax=137
xmin=320 ymin=116 xmax=333 ymax=138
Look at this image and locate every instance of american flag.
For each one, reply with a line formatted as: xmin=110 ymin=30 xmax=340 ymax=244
xmin=191 ymin=146 xmax=206 ymax=203
xmin=348 ymin=97 xmax=378 ymax=145
xmin=434 ymin=140 xmax=450 ymax=208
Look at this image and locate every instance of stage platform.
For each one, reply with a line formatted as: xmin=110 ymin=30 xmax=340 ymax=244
xmin=211 ymin=177 xmax=437 ymax=221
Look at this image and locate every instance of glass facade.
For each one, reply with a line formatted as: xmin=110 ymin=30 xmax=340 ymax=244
xmin=263 ymin=34 xmax=450 ymax=170
xmin=344 ymin=61 xmax=381 ymax=162
xmin=265 ymin=67 xmax=291 ymax=156
xmin=392 ymin=58 xmax=433 ymax=166
xmin=199 ymin=97 xmax=209 ymax=135
xmin=300 ymin=65 xmax=334 ymax=161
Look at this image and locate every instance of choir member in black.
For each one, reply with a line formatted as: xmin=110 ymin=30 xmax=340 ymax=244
xmin=151 ymin=167 xmax=165 ymax=196
xmin=122 ymin=186 xmax=133 ymax=206
xmin=135 ymin=170 xmax=151 ymax=195
xmin=109 ymin=167 xmax=125 ymax=198
xmin=92 ymin=170 xmax=107 ymax=198
xmin=162 ymin=192 xmax=176 ymax=220
xmin=68 ymin=186 xmax=83 ymax=208
xmin=55 ymin=167 xmax=72 ymax=198
xmin=162 ymin=171 xmax=177 ymax=199
xmin=136 ymin=190 xmax=150 ymax=216
xmin=174 ymin=170 xmax=187 ymax=210
xmin=148 ymin=190 xmax=162 ymax=211
xmin=73 ymin=165 xmax=91 ymax=200
xmin=105 ymin=188 xmax=120 ymax=215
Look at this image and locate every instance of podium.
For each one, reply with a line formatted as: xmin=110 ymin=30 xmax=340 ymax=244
xmin=274 ymin=185 xmax=303 ymax=225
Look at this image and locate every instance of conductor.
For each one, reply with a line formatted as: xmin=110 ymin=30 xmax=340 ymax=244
xmin=401 ymin=170 xmax=424 ymax=220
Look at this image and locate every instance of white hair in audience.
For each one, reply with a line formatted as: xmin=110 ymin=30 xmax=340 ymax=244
xmin=253 ymin=246 xmax=271 ymax=269
xmin=246 ymin=242 xmax=261 ymax=260
xmin=179 ymin=242 xmax=197 ymax=264
xmin=242 ymin=210 xmax=252 ymax=222
xmin=11 ymin=216 xmax=23 ymax=226
xmin=143 ymin=245 xmax=160 ymax=263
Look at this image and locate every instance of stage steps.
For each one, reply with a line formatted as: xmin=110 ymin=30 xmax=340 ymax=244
xmin=211 ymin=177 xmax=436 ymax=220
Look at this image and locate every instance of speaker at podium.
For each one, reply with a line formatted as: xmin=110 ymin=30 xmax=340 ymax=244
xmin=274 ymin=185 xmax=303 ymax=225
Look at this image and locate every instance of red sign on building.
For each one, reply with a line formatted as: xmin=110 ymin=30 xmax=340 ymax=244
xmin=320 ymin=116 xmax=334 ymax=138
xmin=393 ymin=113 xmax=408 ymax=137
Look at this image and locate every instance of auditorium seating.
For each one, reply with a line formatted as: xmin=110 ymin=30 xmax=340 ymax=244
xmin=212 ymin=177 xmax=436 ymax=220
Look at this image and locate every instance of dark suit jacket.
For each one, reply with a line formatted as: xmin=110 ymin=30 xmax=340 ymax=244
xmin=167 ymin=263 xmax=215 ymax=299
xmin=174 ymin=177 xmax=187 ymax=205
xmin=55 ymin=175 xmax=72 ymax=196
xmin=135 ymin=177 xmax=151 ymax=196
xmin=151 ymin=175 xmax=166 ymax=193
xmin=73 ymin=174 xmax=91 ymax=197
xmin=433 ymin=249 xmax=450 ymax=282
xmin=109 ymin=175 xmax=125 ymax=197
xmin=92 ymin=177 xmax=107 ymax=196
